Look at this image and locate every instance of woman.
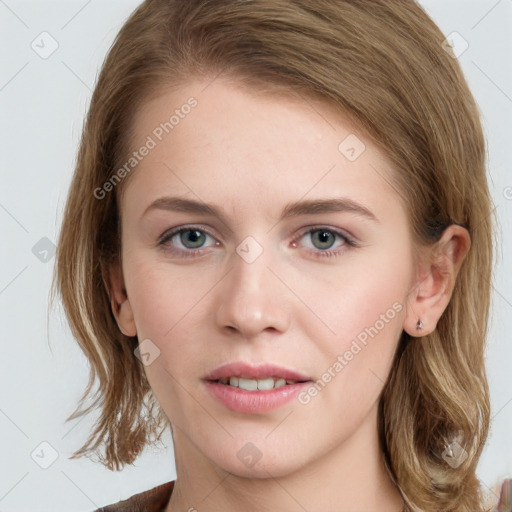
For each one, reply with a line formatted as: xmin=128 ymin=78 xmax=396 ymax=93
xmin=53 ymin=0 xmax=511 ymax=510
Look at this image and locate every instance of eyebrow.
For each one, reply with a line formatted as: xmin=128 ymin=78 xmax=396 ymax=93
xmin=142 ymin=196 xmax=380 ymax=225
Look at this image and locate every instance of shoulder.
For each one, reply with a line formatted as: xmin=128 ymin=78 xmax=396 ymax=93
xmin=92 ymin=480 xmax=174 ymax=512
xmin=488 ymin=478 xmax=512 ymax=512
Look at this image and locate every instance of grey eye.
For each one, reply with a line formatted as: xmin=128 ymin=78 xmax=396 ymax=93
xmin=309 ymin=230 xmax=336 ymax=250
xmin=179 ymin=229 xmax=207 ymax=248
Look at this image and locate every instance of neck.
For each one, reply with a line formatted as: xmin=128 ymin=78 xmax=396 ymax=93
xmin=165 ymin=405 xmax=404 ymax=512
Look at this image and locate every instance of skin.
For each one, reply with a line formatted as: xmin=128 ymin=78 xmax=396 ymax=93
xmin=108 ymin=77 xmax=470 ymax=512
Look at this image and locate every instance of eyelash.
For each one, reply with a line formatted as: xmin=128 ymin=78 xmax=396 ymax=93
xmin=157 ymin=225 xmax=358 ymax=259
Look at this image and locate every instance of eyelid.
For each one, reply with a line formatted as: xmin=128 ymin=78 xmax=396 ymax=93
xmin=157 ymin=223 xmax=216 ymax=242
xmin=157 ymin=224 xmax=219 ymax=255
xmin=287 ymin=225 xmax=358 ymax=260
xmin=293 ymin=224 xmax=357 ymax=246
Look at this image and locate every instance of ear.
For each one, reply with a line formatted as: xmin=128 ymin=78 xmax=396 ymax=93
xmin=107 ymin=260 xmax=137 ymax=337
xmin=404 ymin=224 xmax=471 ymax=337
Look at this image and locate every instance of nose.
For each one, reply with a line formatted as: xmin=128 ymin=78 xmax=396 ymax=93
xmin=214 ymin=245 xmax=291 ymax=339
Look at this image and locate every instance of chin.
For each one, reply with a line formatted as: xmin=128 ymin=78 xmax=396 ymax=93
xmin=207 ymin=441 xmax=307 ymax=480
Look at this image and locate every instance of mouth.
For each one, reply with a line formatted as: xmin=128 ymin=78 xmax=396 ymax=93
xmin=203 ymin=365 xmax=314 ymax=413
xmin=204 ymin=361 xmax=313 ymax=392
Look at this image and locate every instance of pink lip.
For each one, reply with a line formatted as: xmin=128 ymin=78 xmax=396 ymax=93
xmin=204 ymin=380 xmax=312 ymax=414
xmin=204 ymin=362 xmax=312 ymax=382
xmin=203 ymin=362 xmax=314 ymax=414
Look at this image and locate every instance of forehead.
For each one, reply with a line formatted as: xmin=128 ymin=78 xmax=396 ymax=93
xmin=122 ymin=77 xmax=407 ymax=225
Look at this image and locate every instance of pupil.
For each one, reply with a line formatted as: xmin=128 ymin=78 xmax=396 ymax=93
xmin=313 ymin=230 xmax=334 ymax=249
xmin=181 ymin=230 xmax=205 ymax=248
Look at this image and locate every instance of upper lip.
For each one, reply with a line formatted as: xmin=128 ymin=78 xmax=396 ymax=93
xmin=204 ymin=362 xmax=313 ymax=382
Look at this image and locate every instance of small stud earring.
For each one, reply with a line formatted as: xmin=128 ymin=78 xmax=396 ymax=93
xmin=416 ymin=319 xmax=423 ymax=330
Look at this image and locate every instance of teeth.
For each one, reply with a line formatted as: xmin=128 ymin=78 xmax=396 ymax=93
xmin=274 ymin=378 xmax=286 ymax=388
xmin=239 ymin=377 xmax=259 ymax=390
xmin=217 ymin=377 xmax=298 ymax=390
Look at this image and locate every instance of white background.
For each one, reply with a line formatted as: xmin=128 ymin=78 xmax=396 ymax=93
xmin=0 ymin=1 xmax=511 ymax=510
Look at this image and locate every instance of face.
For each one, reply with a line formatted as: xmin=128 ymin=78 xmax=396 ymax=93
xmin=112 ymin=77 xmax=419 ymax=478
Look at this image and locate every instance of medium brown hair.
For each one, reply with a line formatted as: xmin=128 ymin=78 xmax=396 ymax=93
xmin=52 ymin=1 xmax=497 ymax=510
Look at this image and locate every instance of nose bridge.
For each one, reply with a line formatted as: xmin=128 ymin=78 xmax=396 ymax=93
xmin=215 ymin=239 xmax=290 ymax=337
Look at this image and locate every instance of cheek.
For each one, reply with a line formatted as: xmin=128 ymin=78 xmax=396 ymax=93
xmin=292 ymin=243 xmax=409 ymax=398
xmin=124 ymin=254 xmax=213 ymax=340
xmin=123 ymin=258 xmax=207 ymax=419
xmin=294 ymin=241 xmax=410 ymax=341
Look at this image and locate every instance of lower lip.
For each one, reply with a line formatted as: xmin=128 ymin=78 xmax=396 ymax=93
xmin=204 ymin=380 xmax=312 ymax=414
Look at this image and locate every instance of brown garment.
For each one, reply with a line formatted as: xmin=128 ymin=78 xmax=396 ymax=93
xmin=94 ymin=481 xmax=174 ymax=511
xmin=93 ymin=478 xmax=512 ymax=511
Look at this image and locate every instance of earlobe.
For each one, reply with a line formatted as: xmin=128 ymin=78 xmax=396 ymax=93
xmin=107 ymin=260 xmax=137 ymax=337
xmin=404 ymin=225 xmax=470 ymax=337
